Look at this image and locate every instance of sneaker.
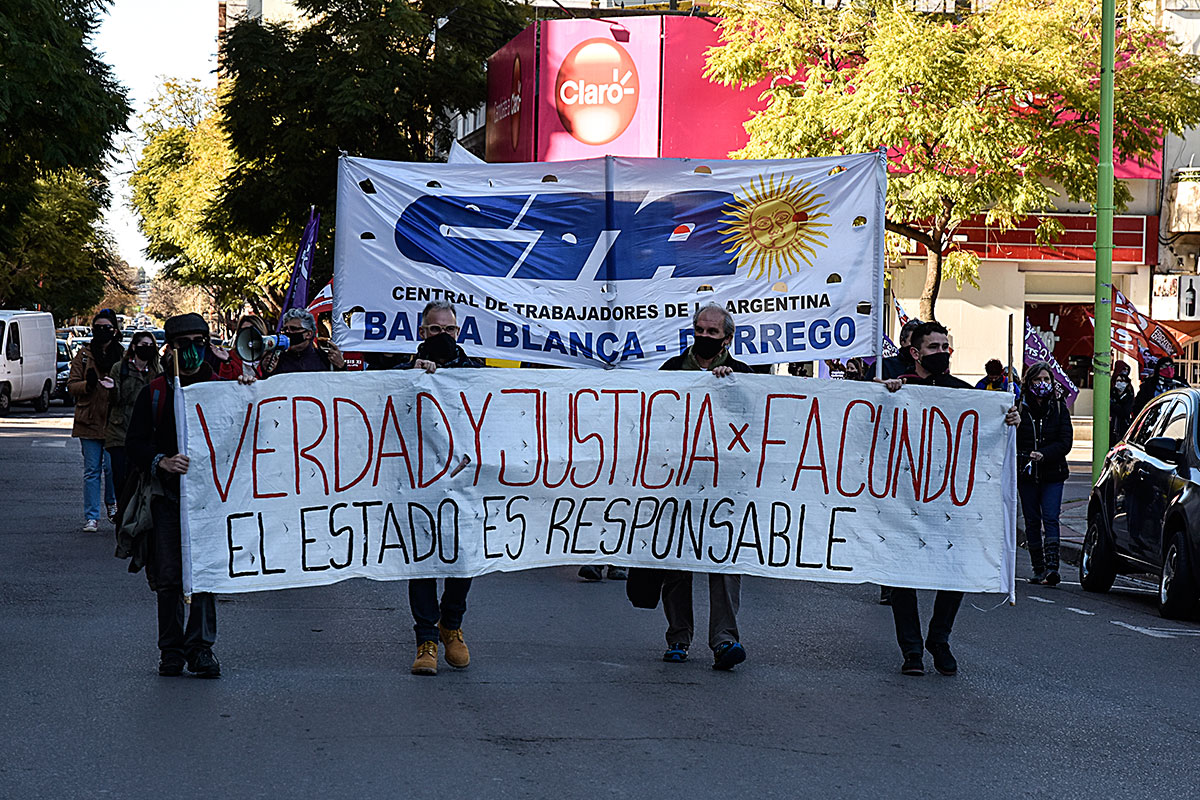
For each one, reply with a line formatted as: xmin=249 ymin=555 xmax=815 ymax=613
xmin=186 ymin=648 xmax=221 ymax=678
xmin=925 ymin=641 xmax=958 ymax=676
xmin=1028 ymin=570 xmax=1046 ymax=585
xmin=878 ymin=586 xmax=893 ymax=605
xmin=1043 ymin=570 xmax=1061 ymax=587
xmin=82 ymin=519 xmax=98 ymax=532
xmin=411 ymin=640 xmax=438 ymax=675
xmin=901 ymin=653 xmax=925 ymax=676
xmin=438 ymin=623 xmax=470 ymax=669
xmin=107 ymin=503 xmax=119 ymax=522
xmin=712 ymin=641 xmax=746 ymax=671
xmin=158 ymin=652 xmax=186 ymax=677
xmin=577 ymin=565 xmax=604 ymax=582
xmin=606 ymin=566 xmax=629 ymax=580
xmin=663 ymin=642 xmax=689 ymax=663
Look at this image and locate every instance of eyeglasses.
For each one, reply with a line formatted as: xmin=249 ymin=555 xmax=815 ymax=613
xmin=281 ymin=326 xmax=308 ymax=334
xmin=423 ymin=324 xmax=459 ymax=336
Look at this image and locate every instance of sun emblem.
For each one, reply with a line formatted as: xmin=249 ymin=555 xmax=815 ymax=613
xmin=719 ymin=174 xmax=831 ymax=280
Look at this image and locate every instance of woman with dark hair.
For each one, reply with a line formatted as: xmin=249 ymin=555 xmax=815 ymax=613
xmin=68 ymin=309 xmax=125 ymax=531
xmin=1016 ymin=361 xmax=1073 ymax=585
xmin=1132 ymin=355 xmax=1188 ymax=419
xmin=105 ymin=330 xmax=162 ymax=498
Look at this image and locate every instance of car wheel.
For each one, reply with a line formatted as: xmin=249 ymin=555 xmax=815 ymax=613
xmin=0 ymin=385 xmax=10 ymax=417
xmin=1080 ymin=517 xmax=1116 ymax=593
xmin=1159 ymin=530 xmax=1199 ymax=620
xmin=32 ymin=381 xmax=50 ymax=412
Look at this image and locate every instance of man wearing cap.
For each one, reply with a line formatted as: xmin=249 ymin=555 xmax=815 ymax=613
xmin=125 ymin=313 xmax=224 ymax=678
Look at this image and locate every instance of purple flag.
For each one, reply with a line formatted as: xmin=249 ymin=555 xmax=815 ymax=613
xmin=1023 ymin=319 xmax=1079 ymax=407
xmin=278 ymin=209 xmax=321 ymax=331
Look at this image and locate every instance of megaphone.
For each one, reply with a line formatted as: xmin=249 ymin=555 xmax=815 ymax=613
xmin=234 ymin=328 xmax=290 ymax=363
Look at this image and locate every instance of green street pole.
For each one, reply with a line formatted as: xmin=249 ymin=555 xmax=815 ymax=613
xmin=1093 ymin=0 xmax=1116 ymax=482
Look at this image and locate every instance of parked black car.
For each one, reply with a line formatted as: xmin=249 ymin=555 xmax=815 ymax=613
xmin=1083 ymin=388 xmax=1200 ymax=618
xmin=54 ymin=338 xmax=73 ymax=406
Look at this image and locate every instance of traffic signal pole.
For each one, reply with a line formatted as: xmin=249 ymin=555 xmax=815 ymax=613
xmin=1093 ymin=0 xmax=1116 ymax=482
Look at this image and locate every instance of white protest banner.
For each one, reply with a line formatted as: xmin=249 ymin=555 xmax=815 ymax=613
xmin=179 ymin=371 xmax=1016 ymax=598
xmin=331 ymin=153 xmax=886 ymax=367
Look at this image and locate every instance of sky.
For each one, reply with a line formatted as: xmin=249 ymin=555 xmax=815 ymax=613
xmin=94 ymin=0 xmax=218 ymax=276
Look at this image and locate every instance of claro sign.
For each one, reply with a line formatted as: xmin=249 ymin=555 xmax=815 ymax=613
xmin=554 ymin=38 xmax=639 ymax=146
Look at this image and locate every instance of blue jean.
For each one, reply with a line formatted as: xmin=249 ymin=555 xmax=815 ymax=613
xmin=80 ymin=438 xmax=114 ymax=521
xmin=1018 ymin=480 xmax=1064 ymax=573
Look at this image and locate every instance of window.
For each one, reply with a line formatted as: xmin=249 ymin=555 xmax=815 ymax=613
xmin=1130 ymin=398 xmax=1170 ymax=447
xmin=5 ymin=321 xmax=20 ymax=361
xmin=1161 ymin=398 xmax=1189 ymax=442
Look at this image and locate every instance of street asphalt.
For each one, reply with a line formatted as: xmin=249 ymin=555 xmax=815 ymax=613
xmin=2 ymin=405 xmax=1198 ymax=799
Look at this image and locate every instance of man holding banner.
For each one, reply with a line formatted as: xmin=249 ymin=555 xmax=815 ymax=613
xmin=658 ymin=303 xmax=753 ymax=670
xmin=403 ymin=301 xmax=481 ymax=676
xmin=125 ymin=314 xmax=224 ymax=678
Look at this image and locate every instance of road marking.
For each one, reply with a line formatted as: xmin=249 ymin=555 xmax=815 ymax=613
xmin=35 ymin=439 xmax=66 ymax=448
xmin=1065 ymin=607 xmax=1095 ymax=616
xmin=1027 ymin=595 xmax=1055 ymax=604
xmin=1144 ymin=626 xmax=1200 ymax=637
xmin=1111 ymin=620 xmax=1175 ymax=638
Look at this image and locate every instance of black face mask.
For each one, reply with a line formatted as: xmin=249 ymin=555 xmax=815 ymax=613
xmin=920 ymin=352 xmax=951 ymax=375
xmin=692 ymin=335 xmax=724 ymax=360
xmin=92 ymin=326 xmax=114 ymax=344
xmin=422 ymin=332 xmax=458 ymax=364
xmin=134 ymin=343 xmax=157 ymax=362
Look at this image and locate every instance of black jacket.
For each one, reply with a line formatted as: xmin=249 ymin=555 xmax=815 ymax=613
xmin=660 ymin=351 xmax=753 ymax=373
xmin=399 ymin=340 xmax=482 ymax=370
xmin=1016 ymin=395 xmax=1073 ymax=485
xmin=1132 ymin=375 xmax=1188 ymax=419
xmin=897 ymin=370 xmax=973 ymax=390
xmin=1110 ymin=386 xmax=1135 ymax=443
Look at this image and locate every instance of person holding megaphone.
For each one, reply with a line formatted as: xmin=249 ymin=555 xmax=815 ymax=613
xmin=254 ymin=308 xmax=344 ymax=376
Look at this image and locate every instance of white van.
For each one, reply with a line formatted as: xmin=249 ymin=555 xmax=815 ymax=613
xmin=0 ymin=311 xmax=57 ymax=415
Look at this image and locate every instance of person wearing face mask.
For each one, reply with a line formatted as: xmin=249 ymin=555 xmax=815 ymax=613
xmin=1110 ymin=362 xmax=1135 ymax=444
xmin=104 ymin=331 xmax=162 ymax=504
xmin=68 ymin=309 xmax=124 ymax=532
xmin=884 ymin=321 xmax=1021 ymax=677
xmin=1016 ymin=362 xmax=1073 ymax=586
xmin=1132 ymin=355 xmax=1188 ymax=419
xmin=653 ymin=303 xmax=753 ymax=671
xmin=214 ymin=314 xmax=269 ymax=381
xmin=124 ymin=313 xmax=226 ymax=678
xmin=400 ymin=301 xmax=481 ymax=676
xmin=261 ymin=308 xmax=345 ymax=376
xmin=866 ymin=318 xmax=923 ymax=380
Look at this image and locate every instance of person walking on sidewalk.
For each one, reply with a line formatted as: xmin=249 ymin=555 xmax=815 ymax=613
xmin=1017 ymin=362 xmax=1073 ymax=586
xmin=401 ymin=301 xmax=481 ymax=676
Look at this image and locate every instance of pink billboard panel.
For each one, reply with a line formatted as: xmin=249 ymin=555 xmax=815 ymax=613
xmin=486 ymin=24 xmax=536 ymax=163
xmin=537 ymin=17 xmax=662 ymax=161
xmin=660 ymin=17 xmax=770 ymax=159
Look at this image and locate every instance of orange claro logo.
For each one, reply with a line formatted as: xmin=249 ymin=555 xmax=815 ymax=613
xmin=554 ymin=38 xmax=639 ymax=145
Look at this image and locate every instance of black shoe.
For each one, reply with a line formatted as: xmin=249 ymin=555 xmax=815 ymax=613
xmin=606 ymin=566 xmax=628 ymax=580
xmin=878 ymin=586 xmax=893 ymax=605
xmin=187 ymin=648 xmax=221 ymax=678
xmin=1029 ymin=570 xmax=1046 ymax=585
xmin=663 ymin=643 xmax=689 ymax=663
xmin=712 ymin=641 xmax=746 ymax=671
xmin=901 ymin=653 xmax=925 ymax=676
xmin=1043 ymin=570 xmax=1060 ymax=587
xmin=158 ymin=652 xmax=185 ymax=677
xmin=926 ymin=641 xmax=957 ymax=676
xmin=577 ymin=565 xmax=604 ymax=582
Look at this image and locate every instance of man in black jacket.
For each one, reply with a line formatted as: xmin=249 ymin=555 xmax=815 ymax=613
xmin=401 ymin=301 xmax=481 ymax=676
xmin=886 ymin=321 xmax=1020 ymax=678
xmin=125 ymin=313 xmax=223 ymax=678
xmin=657 ymin=303 xmax=753 ymax=670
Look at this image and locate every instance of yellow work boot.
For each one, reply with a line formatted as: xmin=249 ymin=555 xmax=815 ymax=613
xmin=438 ymin=623 xmax=470 ymax=669
xmin=411 ymin=640 xmax=438 ymax=675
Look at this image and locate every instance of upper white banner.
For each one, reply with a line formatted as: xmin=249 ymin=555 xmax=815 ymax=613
xmin=178 ymin=370 xmax=1016 ymax=598
xmin=332 ymin=153 xmax=886 ymax=367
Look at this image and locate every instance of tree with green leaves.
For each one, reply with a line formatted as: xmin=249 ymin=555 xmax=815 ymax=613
xmin=216 ymin=0 xmax=529 ymax=274
xmin=0 ymin=0 xmax=129 ymax=245
xmin=707 ymin=0 xmax=1200 ymax=321
xmin=130 ymin=80 xmax=298 ymax=321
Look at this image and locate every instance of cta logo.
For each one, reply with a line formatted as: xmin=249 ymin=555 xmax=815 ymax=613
xmin=555 ymin=38 xmax=639 ymax=146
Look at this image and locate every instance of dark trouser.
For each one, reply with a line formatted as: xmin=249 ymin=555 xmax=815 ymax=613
xmin=157 ymin=589 xmax=217 ymax=658
xmin=661 ymin=571 xmax=740 ymax=651
xmin=1018 ymin=480 xmax=1064 ymax=573
xmin=890 ymin=588 xmax=962 ymax=657
xmin=409 ymin=578 xmax=472 ymax=644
